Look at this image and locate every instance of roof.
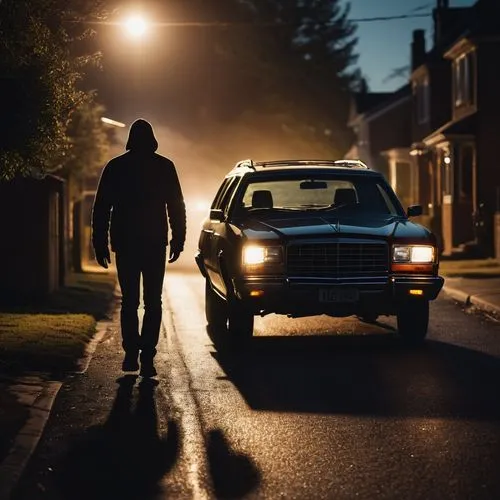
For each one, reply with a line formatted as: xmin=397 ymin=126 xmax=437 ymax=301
xmin=423 ymin=113 xmax=476 ymax=146
xmin=351 ymin=93 xmax=393 ymax=116
xmin=227 ymin=159 xmax=382 ymax=178
xmin=412 ymin=1 xmax=500 ymax=75
xmin=348 ymin=85 xmax=411 ymax=126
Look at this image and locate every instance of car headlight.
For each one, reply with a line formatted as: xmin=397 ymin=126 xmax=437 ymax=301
xmin=242 ymin=245 xmax=283 ymax=266
xmin=392 ymin=245 xmax=435 ymax=264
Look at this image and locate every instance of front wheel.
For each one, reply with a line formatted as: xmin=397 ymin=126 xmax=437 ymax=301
xmin=205 ymin=280 xmax=227 ymax=330
xmin=397 ymin=299 xmax=429 ymax=344
xmin=227 ymin=297 xmax=254 ymax=341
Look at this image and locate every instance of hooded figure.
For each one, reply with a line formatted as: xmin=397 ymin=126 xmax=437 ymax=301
xmin=92 ymin=119 xmax=186 ymax=377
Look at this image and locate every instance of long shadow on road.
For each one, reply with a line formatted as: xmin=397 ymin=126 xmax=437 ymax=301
xmin=210 ymin=328 xmax=500 ymax=421
xmin=52 ymin=375 xmax=180 ymax=500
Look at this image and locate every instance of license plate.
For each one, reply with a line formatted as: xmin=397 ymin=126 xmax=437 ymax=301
xmin=319 ymin=288 xmax=359 ymax=303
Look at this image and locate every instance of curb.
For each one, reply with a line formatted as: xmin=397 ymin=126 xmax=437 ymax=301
xmin=74 ymin=322 xmax=110 ymax=374
xmin=443 ymin=285 xmax=500 ymax=317
xmin=0 ymin=378 xmax=61 ymax=500
xmin=443 ymin=285 xmax=471 ymax=306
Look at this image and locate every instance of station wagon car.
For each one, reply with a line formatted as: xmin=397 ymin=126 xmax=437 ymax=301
xmin=195 ymin=159 xmax=444 ymax=344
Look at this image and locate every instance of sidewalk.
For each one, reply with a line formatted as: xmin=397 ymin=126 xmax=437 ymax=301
xmin=1 ymin=262 xmax=500 ymax=499
xmin=443 ymin=276 xmax=500 ymax=318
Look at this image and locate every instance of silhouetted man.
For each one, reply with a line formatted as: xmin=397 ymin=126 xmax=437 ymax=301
xmin=92 ymin=119 xmax=186 ymax=377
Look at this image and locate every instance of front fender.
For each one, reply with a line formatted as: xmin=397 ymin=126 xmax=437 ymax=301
xmin=194 ymin=251 xmax=207 ymax=278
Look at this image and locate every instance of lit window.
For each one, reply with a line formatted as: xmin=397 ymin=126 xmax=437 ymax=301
xmin=454 ymin=51 xmax=475 ymax=107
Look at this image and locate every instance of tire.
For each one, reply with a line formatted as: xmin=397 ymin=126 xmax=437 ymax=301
xmin=205 ymin=280 xmax=227 ymax=329
xmin=227 ymin=296 xmax=254 ymax=341
xmin=397 ymin=299 xmax=429 ymax=344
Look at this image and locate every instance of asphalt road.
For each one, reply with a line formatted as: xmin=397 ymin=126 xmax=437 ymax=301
xmin=12 ymin=266 xmax=500 ymax=500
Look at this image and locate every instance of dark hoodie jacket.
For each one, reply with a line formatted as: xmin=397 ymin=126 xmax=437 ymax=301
xmin=91 ymin=119 xmax=186 ymax=252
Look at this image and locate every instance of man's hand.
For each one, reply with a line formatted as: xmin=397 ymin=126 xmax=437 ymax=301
xmin=95 ymin=246 xmax=111 ymax=269
xmin=168 ymin=242 xmax=183 ymax=264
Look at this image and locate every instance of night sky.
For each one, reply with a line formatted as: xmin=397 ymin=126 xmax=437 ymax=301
xmin=91 ymin=0 xmax=480 ymax=185
xmin=348 ymin=0 xmax=475 ymax=91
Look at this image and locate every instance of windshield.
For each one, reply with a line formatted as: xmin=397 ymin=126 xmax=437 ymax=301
xmin=237 ymin=175 xmax=403 ymax=216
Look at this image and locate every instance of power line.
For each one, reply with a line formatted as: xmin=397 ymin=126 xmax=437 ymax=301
xmin=408 ymin=3 xmax=434 ymax=14
xmin=85 ymin=12 xmax=433 ymax=28
xmin=352 ymin=13 xmax=431 ymax=23
xmin=92 ymin=12 xmax=433 ymax=28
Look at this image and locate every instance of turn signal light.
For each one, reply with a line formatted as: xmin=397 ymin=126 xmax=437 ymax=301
xmin=409 ymin=289 xmax=424 ymax=296
xmin=250 ymin=290 xmax=264 ymax=297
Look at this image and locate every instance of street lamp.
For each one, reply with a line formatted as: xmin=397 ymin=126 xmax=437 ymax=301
xmin=123 ymin=14 xmax=149 ymax=39
xmin=101 ymin=117 xmax=126 ymax=127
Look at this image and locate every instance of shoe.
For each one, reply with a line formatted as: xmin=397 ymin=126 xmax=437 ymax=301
xmin=122 ymin=352 xmax=139 ymax=372
xmin=139 ymin=360 xmax=157 ymax=378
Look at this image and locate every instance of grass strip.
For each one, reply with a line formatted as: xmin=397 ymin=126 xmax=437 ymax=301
xmin=0 ymin=313 xmax=96 ymax=373
xmin=0 ymin=269 xmax=117 ymax=373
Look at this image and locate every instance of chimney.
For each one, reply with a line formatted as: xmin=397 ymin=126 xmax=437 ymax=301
xmin=433 ymin=0 xmax=450 ymax=45
xmin=411 ymin=29 xmax=426 ymax=70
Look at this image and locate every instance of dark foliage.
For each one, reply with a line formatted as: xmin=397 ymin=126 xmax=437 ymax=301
xmin=0 ymin=0 xmax=107 ymax=180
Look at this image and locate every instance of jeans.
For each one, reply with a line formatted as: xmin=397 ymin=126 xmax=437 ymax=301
xmin=115 ymin=246 xmax=166 ymax=360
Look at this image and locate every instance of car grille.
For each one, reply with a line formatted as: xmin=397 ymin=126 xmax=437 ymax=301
xmin=287 ymin=241 xmax=389 ymax=277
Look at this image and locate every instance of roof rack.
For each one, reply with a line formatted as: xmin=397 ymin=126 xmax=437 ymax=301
xmin=332 ymin=159 xmax=369 ymax=169
xmin=233 ymin=158 xmax=256 ymax=170
xmin=231 ymin=158 xmax=370 ymax=171
xmin=255 ymin=159 xmax=370 ymax=169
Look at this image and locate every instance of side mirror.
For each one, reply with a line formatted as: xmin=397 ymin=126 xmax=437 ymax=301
xmin=407 ymin=205 xmax=423 ymax=217
xmin=210 ymin=209 xmax=224 ymax=221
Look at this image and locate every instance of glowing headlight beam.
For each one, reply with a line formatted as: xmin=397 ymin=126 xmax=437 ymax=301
xmin=243 ymin=246 xmax=266 ymax=265
xmin=392 ymin=245 xmax=435 ymax=264
xmin=410 ymin=246 xmax=434 ymax=263
xmin=242 ymin=245 xmax=283 ymax=266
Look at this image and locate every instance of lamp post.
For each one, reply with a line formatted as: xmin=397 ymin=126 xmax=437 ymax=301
xmin=123 ymin=14 xmax=149 ymax=39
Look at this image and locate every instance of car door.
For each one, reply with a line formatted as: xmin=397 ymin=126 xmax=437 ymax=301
xmin=207 ymin=177 xmax=240 ymax=295
xmin=202 ymin=176 xmax=239 ymax=292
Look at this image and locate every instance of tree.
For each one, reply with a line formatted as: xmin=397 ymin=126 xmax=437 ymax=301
xmin=63 ymin=99 xmax=111 ymax=185
xmin=0 ymin=0 xmax=106 ymax=180
xmin=161 ymin=0 xmax=361 ymax=159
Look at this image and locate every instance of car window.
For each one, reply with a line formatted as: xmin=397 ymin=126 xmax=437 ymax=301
xmin=211 ymin=179 xmax=230 ymax=210
xmin=220 ymin=177 xmax=239 ymax=214
xmin=376 ymin=183 xmax=398 ymax=214
xmin=242 ymin=180 xmax=354 ymax=208
xmin=211 ymin=177 xmax=238 ymax=210
xmin=238 ymin=176 xmax=403 ymax=216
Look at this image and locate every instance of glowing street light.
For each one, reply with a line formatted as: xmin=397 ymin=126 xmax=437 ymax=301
xmin=124 ymin=15 xmax=149 ymax=39
xmin=101 ymin=117 xmax=126 ymax=127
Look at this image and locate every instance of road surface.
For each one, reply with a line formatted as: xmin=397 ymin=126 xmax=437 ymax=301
xmin=13 ymin=266 xmax=500 ymax=500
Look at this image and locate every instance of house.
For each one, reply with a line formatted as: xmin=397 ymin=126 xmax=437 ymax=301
xmin=346 ymin=85 xmax=415 ymax=211
xmin=410 ymin=0 xmax=500 ymax=256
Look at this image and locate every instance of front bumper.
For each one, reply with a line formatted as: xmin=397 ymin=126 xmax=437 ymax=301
xmin=235 ymin=274 xmax=444 ymax=315
xmin=390 ymin=275 xmax=444 ymax=300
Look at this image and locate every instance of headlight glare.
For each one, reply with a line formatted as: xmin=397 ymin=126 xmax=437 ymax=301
xmin=411 ymin=246 xmax=434 ymax=263
xmin=393 ymin=245 xmax=434 ymax=263
xmin=243 ymin=246 xmax=266 ymax=265
xmin=243 ymin=245 xmax=282 ymax=266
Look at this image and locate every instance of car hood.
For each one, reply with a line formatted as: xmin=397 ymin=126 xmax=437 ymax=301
xmin=241 ymin=214 xmax=433 ymax=242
